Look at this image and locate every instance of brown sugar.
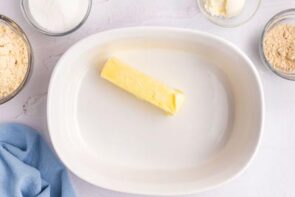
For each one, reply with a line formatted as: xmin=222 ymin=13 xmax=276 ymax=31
xmin=263 ymin=24 xmax=295 ymax=73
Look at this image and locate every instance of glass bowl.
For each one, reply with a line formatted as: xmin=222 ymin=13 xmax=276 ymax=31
xmin=20 ymin=0 xmax=92 ymax=36
xmin=260 ymin=9 xmax=295 ymax=80
xmin=0 ymin=15 xmax=33 ymax=105
xmin=197 ymin=0 xmax=261 ymax=28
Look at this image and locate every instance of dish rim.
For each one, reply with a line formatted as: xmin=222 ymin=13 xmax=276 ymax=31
xmin=47 ymin=27 xmax=264 ymax=195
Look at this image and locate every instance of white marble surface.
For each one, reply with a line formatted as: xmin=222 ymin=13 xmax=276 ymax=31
xmin=1 ymin=0 xmax=295 ymax=196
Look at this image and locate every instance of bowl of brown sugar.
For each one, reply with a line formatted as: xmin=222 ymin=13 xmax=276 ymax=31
xmin=260 ymin=9 xmax=295 ymax=80
xmin=0 ymin=15 xmax=32 ymax=104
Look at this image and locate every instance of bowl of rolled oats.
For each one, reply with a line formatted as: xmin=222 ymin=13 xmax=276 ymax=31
xmin=0 ymin=15 xmax=32 ymax=104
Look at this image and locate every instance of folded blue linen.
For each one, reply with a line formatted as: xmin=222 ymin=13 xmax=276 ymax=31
xmin=0 ymin=123 xmax=75 ymax=197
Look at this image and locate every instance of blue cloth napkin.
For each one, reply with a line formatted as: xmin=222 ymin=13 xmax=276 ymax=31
xmin=0 ymin=123 xmax=75 ymax=197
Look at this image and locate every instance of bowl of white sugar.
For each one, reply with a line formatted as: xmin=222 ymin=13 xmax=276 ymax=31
xmin=0 ymin=15 xmax=32 ymax=104
xmin=21 ymin=0 xmax=92 ymax=36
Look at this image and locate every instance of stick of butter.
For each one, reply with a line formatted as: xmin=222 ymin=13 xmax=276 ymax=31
xmin=100 ymin=58 xmax=184 ymax=115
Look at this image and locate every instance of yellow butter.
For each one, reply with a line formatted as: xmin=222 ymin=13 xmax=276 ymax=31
xmin=100 ymin=58 xmax=184 ymax=115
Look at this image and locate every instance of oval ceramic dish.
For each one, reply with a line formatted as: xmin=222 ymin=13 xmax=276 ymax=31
xmin=48 ymin=27 xmax=264 ymax=195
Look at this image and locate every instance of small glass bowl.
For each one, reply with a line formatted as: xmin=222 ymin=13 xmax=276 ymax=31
xmin=260 ymin=9 xmax=295 ymax=80
xmin=0 ymin=15 xmax=33 ymax=105
xmin=197 ymin=0 xmax=261 ymax=28
xmin=20 ymin=0 xmax=92 ymax=36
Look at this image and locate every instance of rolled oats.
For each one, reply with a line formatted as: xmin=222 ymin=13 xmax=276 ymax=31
xmin=0 ymin=23 xmax=29 ymax=99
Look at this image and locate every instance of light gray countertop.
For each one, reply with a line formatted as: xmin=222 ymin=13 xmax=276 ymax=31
xmin=1 ymin=0 xmax=295 ymax=196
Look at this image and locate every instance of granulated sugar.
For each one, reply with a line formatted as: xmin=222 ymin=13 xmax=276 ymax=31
xmin=263 ymin=24 xmax=295 ymax=73
xmin=0 ymin=23 xmax=29 ymax=99
xmin=28 ymin=0 xmax=89 ymax=33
